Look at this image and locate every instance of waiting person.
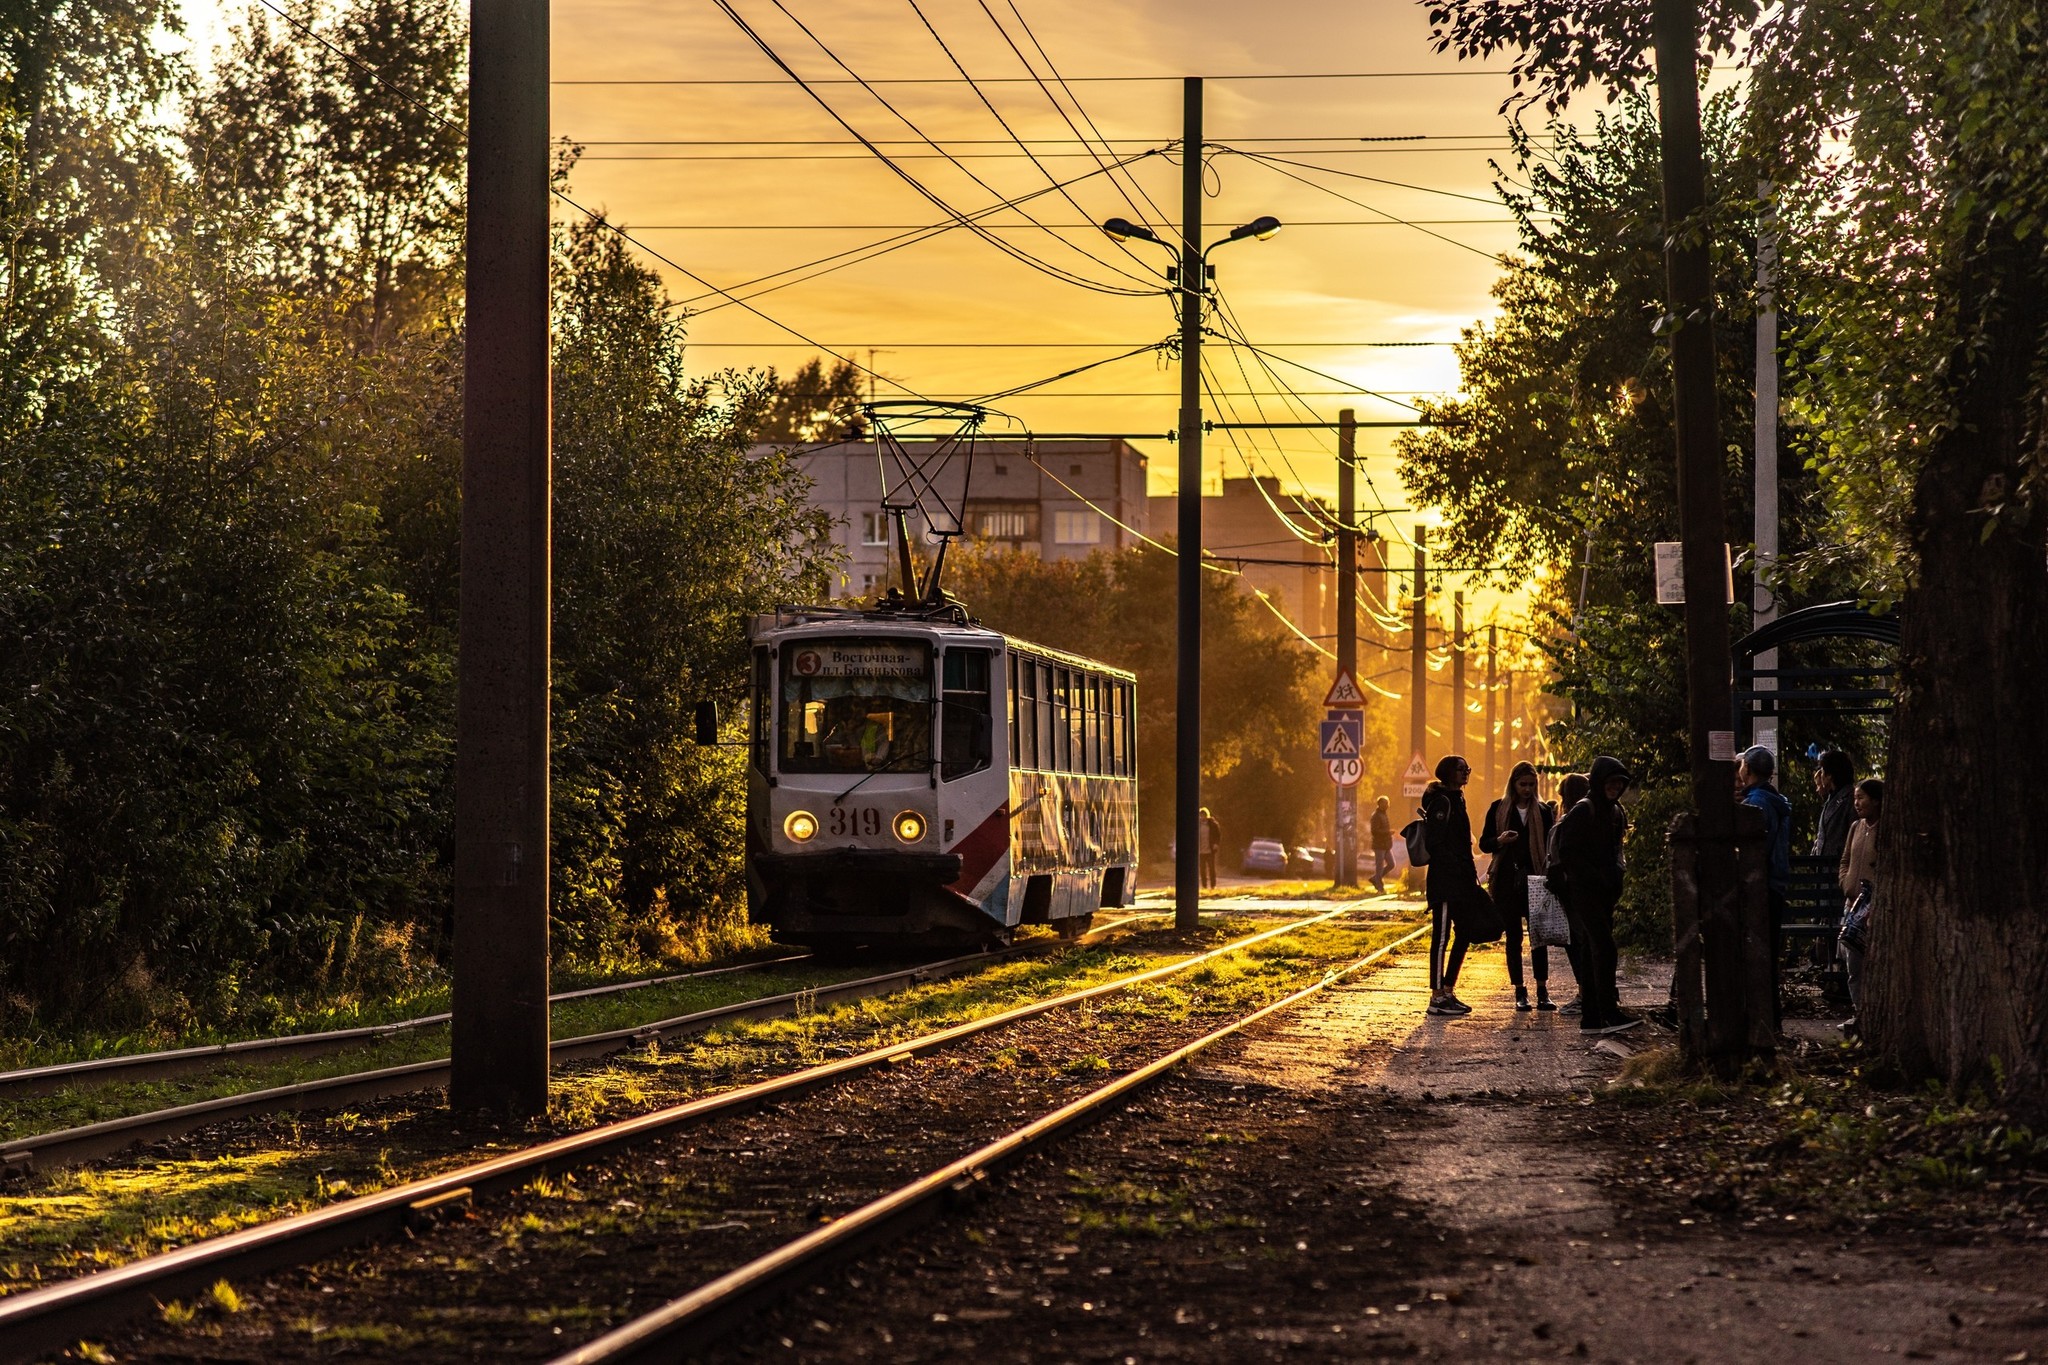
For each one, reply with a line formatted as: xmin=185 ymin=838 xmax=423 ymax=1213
xmin=1197 ymin=807 xmax=1220 ymax=890
xmin=1480 ymin=761 xmax=1559 ymax=1011
xmin=1836 ymin=778 xmax=1883 ymax=1026
xmin=1421 ymin=754 xmax=1478 ymax=1017
xmin=1812 ymin=749 xmax=1857 ymax=864
xmin=1551 ymin=755 xmax=1637 ymax=1032
xmin=1369 ymin=795 xmax=1394 ymax=893
xmin=1552 ymin=772 xmax=1591 ymax=1017
xmin=1739 ymin=746 xmax=1794 ymax=974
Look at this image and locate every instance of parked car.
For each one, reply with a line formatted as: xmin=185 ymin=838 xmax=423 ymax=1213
xmin=1289 ymin=846 xmax=1333 ymax=877
xmin=1242 ymin=837 xmax=1289 ymax=875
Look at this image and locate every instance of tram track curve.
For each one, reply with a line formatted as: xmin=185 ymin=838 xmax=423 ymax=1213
xmin=0 ymin=906 xmax=1380 ymax=1362
xmin=549 ymin=923 xmax=1430 ymax=1364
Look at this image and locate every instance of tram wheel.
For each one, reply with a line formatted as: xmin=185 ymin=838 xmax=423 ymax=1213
xmin=1054 ymin=914 xmax=1094 ymax=941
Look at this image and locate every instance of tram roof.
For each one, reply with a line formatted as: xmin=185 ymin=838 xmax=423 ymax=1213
xmin=752 ymin=605 xmax=1135 ymax=683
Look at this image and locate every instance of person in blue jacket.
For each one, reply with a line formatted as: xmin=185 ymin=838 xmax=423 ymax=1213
xmin=1739 ymin=745 xmax=1794 ymax=1018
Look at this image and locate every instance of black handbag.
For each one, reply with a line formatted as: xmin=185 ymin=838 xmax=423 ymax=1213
xmin=1450 ymin=881 xmax=1506 ymax=944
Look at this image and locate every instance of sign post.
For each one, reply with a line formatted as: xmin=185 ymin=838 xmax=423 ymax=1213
xmin=1322 ymin=670 xmax=1366 ymax=885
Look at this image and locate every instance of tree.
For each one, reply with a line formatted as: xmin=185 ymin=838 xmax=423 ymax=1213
xmin=752 ymin=356 xmax=866 ymax=445
xmin=943 ymin=542 xmax=1334 ymax=861
xmin=1426 ymin=0 xmax=2048 ymax=1116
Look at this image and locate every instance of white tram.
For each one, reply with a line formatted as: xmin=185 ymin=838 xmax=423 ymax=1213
xmin=745 ymin=603 xmax=1138 ymax=950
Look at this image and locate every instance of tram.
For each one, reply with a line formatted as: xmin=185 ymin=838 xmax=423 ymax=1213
xmin=743 ymin=601 xmax=1138 ymax=950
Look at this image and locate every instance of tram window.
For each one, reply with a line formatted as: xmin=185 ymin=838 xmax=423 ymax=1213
xmin=1049 ymin=669 xmax=1067 ymax=772
xmin=1015 ymin=657 xmax=1036 ymax=769
xmin=1082 ymin=676 xmax=1099 ymax=775
xmin=1066 ymin=671 xmax=1085 ymax=773
xmin=777 ymin=637 xmax=933 ymax=774
xmin=1111 ymin=681 xmax=1128 ymax=776
xmin=1006 ymin=654 xmax=1019 ymax=767
xmin=1037 ymin=662 xmax=1055 ymax=770
xmin=942 ymin=649 xmax=993 ymax=780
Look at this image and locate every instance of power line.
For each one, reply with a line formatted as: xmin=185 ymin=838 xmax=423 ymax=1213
xmin=552 ymin=71 xmax=1523 ymax=85
xmin=1227 ymin=151 xmax=1504 ymax=259
xmin=685 ymin=340 xmax=1460 ymax=348
xmin=594 ymin=219 xmax=1523 ymax=229
xmin=574 ymin=148 xmax=1533 ymax=160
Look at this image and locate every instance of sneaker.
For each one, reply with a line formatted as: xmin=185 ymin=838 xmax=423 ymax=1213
xmin=1558 ymin=996 xmax=1583 ymax=1017
xmin=1426 ymin=995 xmax=1462 ymax=1017
xmin=1536 ymin=989 xmax=1556 ymax=1012
xmin=1514 ymin=987 xmax=1532 ymax=1013
xmin=1440 ymin=994 xmax=1474 ymax=1015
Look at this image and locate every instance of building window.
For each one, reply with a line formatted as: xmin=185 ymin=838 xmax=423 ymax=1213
xmin=993 ymin=462 xmax=1009 ymax=476
xmin=860 ymin=511 xmax=889 ymax=546
xmin=969 ymin=502 xmax=1038 ymax=543
xmin=1054 ymin=509 xmax=1100 ymax=545
xmin=858 ymin=571 xmax=882 ymax=598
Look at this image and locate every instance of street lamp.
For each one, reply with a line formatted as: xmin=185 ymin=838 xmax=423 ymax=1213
xmin=1099 ymin=193 xmax=1281 ymax=936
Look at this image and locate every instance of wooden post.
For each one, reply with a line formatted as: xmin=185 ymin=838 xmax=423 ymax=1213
xmin=1667 ymin=812 xmax=1708 ymax=1061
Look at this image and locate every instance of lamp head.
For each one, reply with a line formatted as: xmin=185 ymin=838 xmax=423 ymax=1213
xmin=1101 ymin=216 xmax=1164 ymax=245
xmin=1228 ymin=215 xmax=1283 ymax=242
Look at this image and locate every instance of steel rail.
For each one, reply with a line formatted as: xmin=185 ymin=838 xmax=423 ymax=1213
xmin=549 ymin=923 xmax=1432 ymax=1363
xmin=0 ymin=907 xmax=1376 ymax=1362
xmin=0 ymin=951 xmax=1009 ymax=1178
xmin=0 ymin=955 xmax=815 ymax=1099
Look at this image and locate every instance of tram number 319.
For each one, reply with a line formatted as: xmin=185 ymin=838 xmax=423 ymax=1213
xmin=825 ymin=807 xmax=884 ymax=838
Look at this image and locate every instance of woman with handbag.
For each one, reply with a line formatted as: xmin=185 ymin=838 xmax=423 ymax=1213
xmin=1480 ymin=761 xmax=1559 ymax=1012
xmin=1421 ymin=754 xmax=1480 ymax=1017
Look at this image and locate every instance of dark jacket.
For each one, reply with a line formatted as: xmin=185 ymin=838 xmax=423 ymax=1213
xmin=1479 ymin=798 xmax=1557 ymax=879
xmin=1742 ymin=783 xmax=1793 ymax=894
xmin=1813 ymin=786 xmax=1854 ymax=863
xmin=1420 ymin=782 xmax=1477 ymax=887
xmin=1369 ymin=807 xmax=1392 ymax=851
xmin=1552 ymin=755 xmax=1631 ymax=909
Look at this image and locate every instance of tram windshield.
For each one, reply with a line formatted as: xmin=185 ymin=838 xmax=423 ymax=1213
xmin=778 ymin=638 xmax=934 ymax=773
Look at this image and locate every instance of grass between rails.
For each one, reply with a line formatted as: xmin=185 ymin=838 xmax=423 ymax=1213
xmin=0 ymin=912 xmax=1420 ymax=1298
xmin=1597 ymin=1041 xmax=2048 ymax=1237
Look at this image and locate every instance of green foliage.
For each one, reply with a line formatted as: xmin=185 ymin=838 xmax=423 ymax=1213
xmin=943 ymin=542 xmax=1336 ymax=855
xmin=750 ymin=356 xmax=867 ymax=445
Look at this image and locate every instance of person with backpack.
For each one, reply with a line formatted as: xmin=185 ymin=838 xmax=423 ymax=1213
xmin=1419 ymin=754 xmax=1479 ymax=1017
xmin=1550 ymin=755 xmax=1638 ymax=1033
xmin=1479 ymin=761 xmax=1559 ymax=1011
xmin=1739 ymin=746 xmax=1794 ymax=1013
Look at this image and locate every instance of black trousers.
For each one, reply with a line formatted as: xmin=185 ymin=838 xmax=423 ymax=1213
xmin=1567 ymin=895 xmax=1621 ymax=1024
xmin=1199 ymin=853 xmax=1217 ymax=888
xmin=1493 ymin=873 xmax=1550 ymax=988
xmin=1427 ymin=878 xmax=1471 ymax=994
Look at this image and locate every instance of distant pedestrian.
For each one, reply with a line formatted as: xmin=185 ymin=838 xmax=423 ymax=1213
xmin=1551 ymin=755 xmax=1637 ymax=1033
xmin=1553 ymin=772 xmax=1591 ymax=1017
xmin=1421 ymin=754 xmax=1478 ymax=1017
xmin=1812 ymin=749 xmax=1856 ymax=864
xmin=1836 ymin=778 xmax=1883 ymax=1027
xmin=1739 ymin=746 xmax=1793 ymax=979
xmin=1369 ymin=796 xmax=1394 ymax=893
xmin=1197 ymin=807 xmax=1220 ymax=890
xmin=1480 ymin=761 xmax=1558 ymax=1011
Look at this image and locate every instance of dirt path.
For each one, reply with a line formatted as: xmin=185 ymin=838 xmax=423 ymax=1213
xmin=724 ymin=943 xmax=2048 ymax=1362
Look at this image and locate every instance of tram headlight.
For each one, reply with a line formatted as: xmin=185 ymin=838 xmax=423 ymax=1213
xmin=784 ymin=810 xmax=819 ymax=843
xmin=892 ymin=810 xmax=928 ymax=844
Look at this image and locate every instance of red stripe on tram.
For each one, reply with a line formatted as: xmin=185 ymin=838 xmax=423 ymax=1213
xmin=948 ymin=805 xmax=1010 ymax=892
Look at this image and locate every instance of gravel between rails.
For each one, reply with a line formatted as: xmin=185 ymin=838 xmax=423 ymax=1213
xmin=90 ymin=921 xmax=1415 ymax=1363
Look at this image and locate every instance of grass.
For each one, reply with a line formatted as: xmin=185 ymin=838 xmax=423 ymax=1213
xmin=0 ymin=910 xmax=1423 ymax=1295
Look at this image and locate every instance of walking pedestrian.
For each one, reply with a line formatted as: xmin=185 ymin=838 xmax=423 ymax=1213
xmin=1551 ymin=755 xmax=1638 ymax=1033
xmin=1812 ymin=749 xmax=1856 ymax=864
xmin=1479 ymin=761 xmax=1558 ymax=1011
xmin=1552 ymin=772 xmax=1591 ymax=1017
xmin=1836 ymin=777 xmax=1883 ymax=1029
xmin=1369 ymin=795 xmax=1394 ymax=893
xmin=1197 ymin=807 xmax=1220 ymax=890
xmin=1421 ymin=754 xmax=1478 ymax=1017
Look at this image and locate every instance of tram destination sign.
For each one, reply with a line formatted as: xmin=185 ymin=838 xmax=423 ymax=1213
xmin=789 ymin=641 xmax=925 ymax=680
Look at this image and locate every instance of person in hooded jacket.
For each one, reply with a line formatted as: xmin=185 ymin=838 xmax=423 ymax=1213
xmin=1739 ymin=745 xmax=1794 ymax=1018
xmin=1421 ymin=754 xmax=1478 ymax=1016
xmin=1549 ymin=755 xmax=1638 ymax=1032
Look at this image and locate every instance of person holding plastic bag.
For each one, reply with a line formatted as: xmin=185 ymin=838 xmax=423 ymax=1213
xmin=1480 ymin=761 xmax=1559 ymax=1012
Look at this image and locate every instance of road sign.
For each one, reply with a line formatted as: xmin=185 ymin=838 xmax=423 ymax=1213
xmin=1323 ymin=670 xmax=1366 ymax=708
xmin=1326 ymin=756 xmax=1363 ymax=787
xmin=1319 ymin=711 xmax=1363 ymax=762
xmin=1400 ymin=750 xmax=1430 ymax=798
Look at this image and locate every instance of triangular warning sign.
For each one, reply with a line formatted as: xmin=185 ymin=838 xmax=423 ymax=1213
xmin=1323 ymin=670 xmax=1366 ymax=707
xmin=1403 ymin=752 xmax=1429 ymax=781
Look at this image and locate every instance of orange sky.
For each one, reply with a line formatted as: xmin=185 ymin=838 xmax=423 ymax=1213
xmin=178 ymin=0 xmax=1551 ymax=630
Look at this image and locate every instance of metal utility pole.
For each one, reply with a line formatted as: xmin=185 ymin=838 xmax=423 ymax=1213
xmin=1336 ymin=409 xmax=1358 ymax=886
xmin=1752 ymin=182 xmax=1779 ymax=749
xmin=1409 ymin=527 xmax=1427 ymax=767
xmin=1452 ymin=591 xmax=1467 ymax=761
xmin=453 ymin=0 xmax=552 ymax=1115
xmin=1173 ymin=76 xmax=1204 ymax=935
xmin=1654 ymin=0 xmax=1755 ymax=1066
xmin=1486 ymin=623 xmax=1498 ymax=789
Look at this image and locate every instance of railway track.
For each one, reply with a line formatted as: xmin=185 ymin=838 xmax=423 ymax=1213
xmin=0 ymin=906 xmax=1388 ymax=1363
xmin=0 ymin=955 xmax=814 ymax=1099
xmin=550 ymin=922 xmax=1429 ymax=1364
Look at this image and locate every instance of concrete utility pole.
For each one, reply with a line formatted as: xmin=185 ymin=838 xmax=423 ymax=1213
xmin=1336 ymin=409 xmax=1359 ymax=886
xmin=453 ymin=0 xmax=552 ymax=1115
xmin=1486 ymin=623 xmax=1498 ymax=790
xmin=1452 ymin=591 xmax=1467 ymax=762
xmin=1504 ymin=666 xmax=1517 ymax=771
xmin=1409 ymin=527 xmax=1427 ymax=768
xmin=1173 ymin=76 xmax=1204 ymax=935
xmin=1654 ymin=0 xmax=1758 ymax=1068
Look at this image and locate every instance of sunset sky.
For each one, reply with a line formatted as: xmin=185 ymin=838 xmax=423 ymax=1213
xmin=179 ymin=0 xmax=1558 ymax=617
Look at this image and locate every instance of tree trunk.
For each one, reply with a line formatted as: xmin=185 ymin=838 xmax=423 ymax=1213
xmin=1866 ymin=213 xmax=2048 ymax=1120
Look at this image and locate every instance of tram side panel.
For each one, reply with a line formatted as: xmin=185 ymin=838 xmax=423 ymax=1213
xmin=1007 ymin=771 xmax=1138 ymax=921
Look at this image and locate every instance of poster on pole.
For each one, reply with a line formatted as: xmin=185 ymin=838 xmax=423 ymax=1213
xmin=1653 ymin=542 xmax=1735 ymax=606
